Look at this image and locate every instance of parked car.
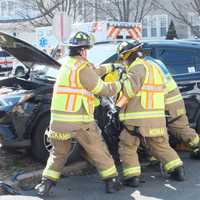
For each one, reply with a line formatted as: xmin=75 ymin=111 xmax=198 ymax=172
xmin=0 ymin=48 xmax=28 ymax=77
xmin=0 ymin=32 xmax=200 ymax=163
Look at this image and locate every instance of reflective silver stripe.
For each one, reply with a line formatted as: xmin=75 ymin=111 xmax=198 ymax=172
xmin=55 ymin=87 xmax=94 ymax=97
xmin=67 ymin=95 xmax=75 ymax=112
xmin=142 ymin=85 xmax=164 ymax=91
xmin=147 ymin=92 xmax=153 ymax=110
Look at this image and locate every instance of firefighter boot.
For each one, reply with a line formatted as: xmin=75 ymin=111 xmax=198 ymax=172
xmin=35 ymin=178 xmax=56 ymax=196
xmin=105 ymin=177 xmax=123 ymax=193
xmin=124 ymin=176 xmax=140 ymax=187
xmin=169 ymin=166 xmax=185 ymax=181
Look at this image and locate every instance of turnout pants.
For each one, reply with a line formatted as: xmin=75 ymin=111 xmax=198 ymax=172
xmin=168 ymin=114 xmax=199 ymax=148
xmin=119 ymin=127 xmax=183 ymax=179
xmin=43 ymin=123 xmax=117 ymax=181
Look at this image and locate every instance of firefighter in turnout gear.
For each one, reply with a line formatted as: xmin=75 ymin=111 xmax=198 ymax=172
xmin=35 ymin=32 xmax=123 ymax=196
xmin=116 ymin=41 xmax=184 ymax=187
xmin=144 ymin=55 xmax=200 ymax=158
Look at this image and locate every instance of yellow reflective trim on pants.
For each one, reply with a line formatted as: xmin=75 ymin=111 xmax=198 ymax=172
xmin=43 ymin=169 xmax=61 ymax=181
xmin=119 ymin=111 xmax=165 ymax=120
xmin=124 ymin=78 xmax=135 ymax=98
xmin=166 ymin=78 xmax=177 ymax=93
xmin=164 ymin=159 xmax=183 ymax=172
xmin=165 ymin=94 xmax=183 ymax=105
xmin=176 ymin=108 xmax=185 ymax=116
xmin=149 ymin=128 xmax=165 ymax=137
xmin=123 ymin=166 xmax=141 ymax=177
xmin=99 ymin=165 xmax=117 ymax=179
xmin=91 ymin=79 xmax=104 ymax=94
xmin=48 ymin=132 xmax=71 ymax=140
xmin=51 ymin=113 xmax=94 ymax=122
xmin=189 ymin=135 xmax=200 ymax=147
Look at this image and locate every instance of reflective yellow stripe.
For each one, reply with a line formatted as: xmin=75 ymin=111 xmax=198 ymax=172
xmin=149 ymin=128 xmax=165 ymax=137
xmin=115 ymin=81 xmax=122 ymax=93
xmin=51 ymin=112 xmax=94 ymax=122
xmin=48 ymin=132 xmax=71 ymax=140
xmin=119 ymin=111 xmax=165 ymax=120
xmin=166 ymin=78 xmax=177 ymax=93
xmin=164 ymin=159 xmax=183 ymax=172
xmin=124 ymin=78 xmax=135 ymax=98
xmin=43 ymin=169 xmax=61 ymax=180
xmin=189 ymin=135 xmax=200 ymax=147
xmin=123 ymin=166 xmax=141 ymax=177
xmin=105 ymin=64 xmax=112 ymax=74
xmin=91 ymin=79 xmax=104 ymax=94
xmin=165 ymin=94 xmax=183 ymax=105
xmin=99 ymin=165 xmax=117 ymax=178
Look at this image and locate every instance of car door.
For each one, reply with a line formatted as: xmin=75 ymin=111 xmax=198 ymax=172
xmin=154 ymin=47 xmax=196 ymax=75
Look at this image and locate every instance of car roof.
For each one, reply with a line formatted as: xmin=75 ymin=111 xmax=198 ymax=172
xmin=95 ymin=39 xmax=200 ymax=49
xmin=143 ymin=39 xmax=200 ymax=49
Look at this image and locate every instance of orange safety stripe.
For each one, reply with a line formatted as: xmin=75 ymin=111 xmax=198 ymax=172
xmin=87 ymin=96 xmax=93 ymax=113
xmin=57 ymin=85 xmax=82 ymax=89
xmin=142 ymin=60 xmax=165 ymax=110
xmin=65 ymin=95 xmax=70 ymax=111
xmin=72 ymin=95 xmax=78 ymax=111
xmin=70 ymin=60 xmax=82 ymax=86
xmin=63 ymin=60 xmax=91 ymax=112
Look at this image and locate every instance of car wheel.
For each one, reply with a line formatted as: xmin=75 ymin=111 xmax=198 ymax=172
xmin=31 ymin=114 xmax=82 ymax=163
xmin=15 ymin=67 xmax=25 ymax=77
xmin=31 ymin=114 xmax=50 ymax=162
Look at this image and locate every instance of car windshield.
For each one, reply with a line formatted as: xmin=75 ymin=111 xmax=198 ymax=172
xmin=87 ymin=43 xmax=118 ymax=65
xmin=31 ymin=42 xmax=118 ymax=80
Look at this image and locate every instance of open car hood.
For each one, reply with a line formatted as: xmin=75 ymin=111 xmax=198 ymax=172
xmin=0 ymin=32 xmax=60 ymax=69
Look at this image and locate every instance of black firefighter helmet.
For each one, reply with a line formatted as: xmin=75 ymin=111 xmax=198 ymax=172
xmin=68 ymin=31 xmax=93 ymax=49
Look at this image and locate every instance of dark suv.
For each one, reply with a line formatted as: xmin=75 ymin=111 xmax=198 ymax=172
xmin=143 ymin=40 xmax=200 ymax=75
xmin=0 ymin=32 xmax=200 ymax=162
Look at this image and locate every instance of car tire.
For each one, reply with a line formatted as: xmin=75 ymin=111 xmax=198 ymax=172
xmin=31 ymin=114 xmax=50 ymax=162
xmin=14 ymin=67 xmax=25 ymax=77
xmin=31 ymin=114 xmax=82 ymax=163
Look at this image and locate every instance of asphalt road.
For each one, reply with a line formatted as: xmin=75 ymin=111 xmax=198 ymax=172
xmin=1 ymin=153 xmax=200 ymax=200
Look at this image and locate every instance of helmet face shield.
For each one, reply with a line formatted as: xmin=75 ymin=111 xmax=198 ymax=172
xmin=117 ymin=40 xmax=143 ymax=60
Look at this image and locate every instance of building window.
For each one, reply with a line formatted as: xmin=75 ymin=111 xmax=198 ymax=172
xmin=1 ymin=1 xmax=7 ymax=16
xmin=189 ymin=13 xmax=200 ymax=37
xmin=151 ymin=16 xmax=157 ymax=37
xmin=160 ymin=15 xmax=167 ymax=37
xmin=0 ymin=0 xmax=16 ymax=18
xmin=142 ymin=15 xmax=168 ymax=38
xmin=7 ymin=0 xmax=14 ymax=16
xmin=142 ymin=17 xmax=148 ymax=37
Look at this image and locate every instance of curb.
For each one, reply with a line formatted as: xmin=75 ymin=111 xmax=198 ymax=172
xmin=4 ymin=161 xmax=90 ymax=190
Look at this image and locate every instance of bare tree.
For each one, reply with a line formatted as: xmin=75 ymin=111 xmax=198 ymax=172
xmin=15 ymin=0 xmax=79 ymax=27
xmin=85 ymin=0 xmax=154 ymax=22
xmin=153 ymin=0 xmax=200 ymax=37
